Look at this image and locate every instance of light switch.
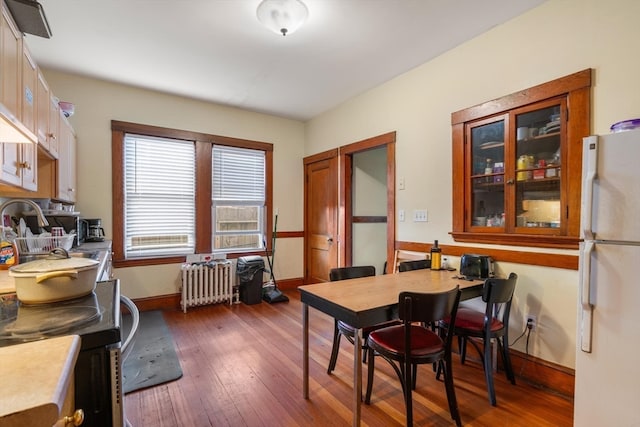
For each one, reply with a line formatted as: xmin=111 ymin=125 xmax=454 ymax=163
xmin=413 ymin=210 xmax=428 ymax=222
xmin=398 ymin=177 xmax=405 ymax=190
xmin=399 ymin=209 xmax=405 ymax=222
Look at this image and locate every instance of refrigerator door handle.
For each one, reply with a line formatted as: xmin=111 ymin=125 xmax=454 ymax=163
xmin=581 ymin=136 xmax=598 ymax=241
xmin=579 ymin=241 xmax=595 ymax=353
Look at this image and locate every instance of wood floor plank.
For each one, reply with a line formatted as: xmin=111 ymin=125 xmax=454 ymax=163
xmin=124 ymin=290 xmax=573 ymax=426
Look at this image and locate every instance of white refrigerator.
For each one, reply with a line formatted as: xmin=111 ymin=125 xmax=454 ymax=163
xmin=575 ymin=129 xmax=640 ymax=426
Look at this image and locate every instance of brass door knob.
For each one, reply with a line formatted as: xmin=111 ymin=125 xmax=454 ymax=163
xmin=63 ymin=409 xmax=84 ymax=426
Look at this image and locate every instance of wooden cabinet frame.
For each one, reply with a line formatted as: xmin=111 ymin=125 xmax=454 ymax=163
xmin=451 ymin=69 xmax=592 ymax=249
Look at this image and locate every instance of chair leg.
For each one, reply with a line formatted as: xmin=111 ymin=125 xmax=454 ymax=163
xmin=327 ymin=320 xmax=341 ymax=374
xmin=459 ymin=336 xmax=467 ymax=364
xmin=403 ymin=361 xmax=413 ymax=427
xmin=483 ymin=338 xmax=497 ymax=406
xmin=362 ymin=335 xmax=369 ymax=364
xmin=498 ymin=337 xmax=516 ymax=385
xmin=412 ymin=363 xmax=418 ymax=390
xmin=442 ymin=359 xmax=462 ymax=427
xmin=365 ymin=347 xmax=375 ymax=404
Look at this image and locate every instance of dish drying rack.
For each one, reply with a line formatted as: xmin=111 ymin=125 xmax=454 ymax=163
xmin=13 ymin=235 xmax=74 ymax=254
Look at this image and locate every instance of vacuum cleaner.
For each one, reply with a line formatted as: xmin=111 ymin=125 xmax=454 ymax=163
xmin=262 ymin=214 xmax=288 ymax=304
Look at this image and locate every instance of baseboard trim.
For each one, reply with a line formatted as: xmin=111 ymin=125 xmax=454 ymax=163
xmin=509 ymin=349 xmax=575 ymax=398
xmin=273 ymin=277 xmax=304 ymax=290
xmin=129 ymin=293 xmax=182 ymax=312
xmin=460 ymin=344 xmax=575 ymax=399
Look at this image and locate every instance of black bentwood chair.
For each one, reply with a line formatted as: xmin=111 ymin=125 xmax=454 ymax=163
xmin=440 ymin=272 xmax=518 ymax=406
xmin=398 ymin=259 xmax=432 ymax=272
xmin=365 ymin=287 xmax=462 ymax=427
xmin=326 ymin=266 xmax=400 ymax=374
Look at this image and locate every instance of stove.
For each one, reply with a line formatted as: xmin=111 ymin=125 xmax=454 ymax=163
xmin=0 ymin=279 xmax=120 ymax=348
xmin=0 ymin=280 xmax=125 ymax=427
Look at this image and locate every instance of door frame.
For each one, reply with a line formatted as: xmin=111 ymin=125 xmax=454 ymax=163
xmin=339 ymin=132 xmax=396 ymax=270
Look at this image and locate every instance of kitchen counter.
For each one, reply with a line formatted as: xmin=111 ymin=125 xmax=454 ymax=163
xmin=0 ymin=335 xmax=80 ymax=426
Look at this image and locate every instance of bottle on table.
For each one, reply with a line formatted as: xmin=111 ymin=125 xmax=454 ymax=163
xmin=430 ymin=240 xmax=442 ymax=270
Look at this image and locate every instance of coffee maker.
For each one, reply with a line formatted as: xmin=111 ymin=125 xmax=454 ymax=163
xmin=84 ymin=218 xmax=105 ymax=242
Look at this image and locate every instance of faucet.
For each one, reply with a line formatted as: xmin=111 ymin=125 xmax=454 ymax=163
xmin=0 ymin=199 xmax=49 ymax=228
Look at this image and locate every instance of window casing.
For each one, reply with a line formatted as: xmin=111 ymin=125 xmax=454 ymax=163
xmin=111 ymin=121 xmax=273 ymax=267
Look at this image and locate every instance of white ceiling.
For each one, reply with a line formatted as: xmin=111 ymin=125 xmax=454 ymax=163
xmin=25 ymin=0 xmax=546 ymax=121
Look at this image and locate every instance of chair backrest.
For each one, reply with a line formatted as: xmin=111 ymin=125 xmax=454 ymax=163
xmin=392 ymin=249 xmax=428 ymax=273
xmin=482 ymin=272 xmax=518 ymax=324
xmin=399 ymin=287 xmax=462 ymax=362
xmin=329 ymin=265 xmax=375 ymax=282
xmin=398 ymin=287 xmax=461 ymax=325
xmin=398 ymin=259 xmax=431 ymax=272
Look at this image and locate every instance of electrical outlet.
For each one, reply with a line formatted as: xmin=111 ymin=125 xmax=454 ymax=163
xmin=526 ymin=314 xmax=537 ymax=331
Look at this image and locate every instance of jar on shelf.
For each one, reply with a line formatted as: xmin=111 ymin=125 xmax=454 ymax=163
xmin=493 ymin=162 xmax=504 ymax=183
xmin=533 ymin=159 xmax=546 ymax=180
xmin=517 ymin=155 xmax=528 ymax=181
xmin=484 ymin=158 xmax=493 ymax=183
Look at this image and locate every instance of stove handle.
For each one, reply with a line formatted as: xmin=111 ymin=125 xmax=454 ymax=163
xmin=120 ymin=294 xmax=139 ymax=362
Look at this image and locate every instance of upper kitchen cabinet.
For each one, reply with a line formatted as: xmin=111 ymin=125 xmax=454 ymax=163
xmin=36 ymin=67 xmax=59 ymax=157
xmin=56 ymin=115 xmax=76 ymax=202
xmin=17 ymin=42 xmax=37 ymax=190
xmin=451 ymin=69 xmax=591 ymax=249
xmin=1 ymin=1 xmax=20 ymax=118
xmin=0 ymin=3 xmax=37 ymax=191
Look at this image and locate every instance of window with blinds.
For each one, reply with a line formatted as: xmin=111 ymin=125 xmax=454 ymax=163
xmin=124 ymin=134 xmax=195 ymax=258
xmin=212 ymin=145 xmax=266 ymax=251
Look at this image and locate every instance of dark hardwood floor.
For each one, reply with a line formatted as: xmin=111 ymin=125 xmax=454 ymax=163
xmin=124 ymin=290 xmax=573 ymax=426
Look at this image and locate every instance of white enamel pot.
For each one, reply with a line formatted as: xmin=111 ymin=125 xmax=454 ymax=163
xmin=9 ymin=248 xmax=99 ymax=304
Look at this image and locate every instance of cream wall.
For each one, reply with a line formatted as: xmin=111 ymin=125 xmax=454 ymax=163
xmin=305 ymin=0 xmax=640 ymax=369
xmin=41 ymin=70 xmax=305 ymax=299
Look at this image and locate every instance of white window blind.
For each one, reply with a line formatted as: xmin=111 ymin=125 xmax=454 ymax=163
xmin=212 ymin=145 xmax=265 ymax=251
xmin=212 ymin=145 xmax=265 ymax=202
xmin=124 ymin=134 xmax=195 ymax=258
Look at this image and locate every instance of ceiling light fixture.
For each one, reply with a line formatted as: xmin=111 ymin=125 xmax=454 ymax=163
xmin=256 ymin=0 xmax=308 ymax=37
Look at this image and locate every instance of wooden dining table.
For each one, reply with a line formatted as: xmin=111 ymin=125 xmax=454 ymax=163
xmin=299 ymin=268 xmax=485 ymax=426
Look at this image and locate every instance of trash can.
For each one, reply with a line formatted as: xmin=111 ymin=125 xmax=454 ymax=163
xmin=237 ymin=255 xmax=264 ymax=305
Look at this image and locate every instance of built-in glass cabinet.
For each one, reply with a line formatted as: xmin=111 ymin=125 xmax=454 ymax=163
xmin=451 ymin=70 xmax=591 ymax=249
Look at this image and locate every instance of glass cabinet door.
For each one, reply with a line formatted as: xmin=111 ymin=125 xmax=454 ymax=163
xmin=469 ymin=118 xmax=506 ymax=229
xmin=513 ymin=100 xmax=564 ymax=231
xmin=451 ymin=69 xmax=590 ymax=249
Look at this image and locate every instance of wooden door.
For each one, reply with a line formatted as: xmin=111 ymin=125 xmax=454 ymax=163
xmin=304 ymin=150 xmax=338 ymax=284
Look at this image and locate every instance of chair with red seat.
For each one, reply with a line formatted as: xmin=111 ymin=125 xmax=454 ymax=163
xmin=441 ymin=272 xmax=518 ymax=406
xmin=327 ymin=266 xmax=399 ymax=374
xmin=364 ymin=287 xmax=462 ymax=427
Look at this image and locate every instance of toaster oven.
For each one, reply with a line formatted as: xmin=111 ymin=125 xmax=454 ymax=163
xmin=459 ymin=254 xmax=493 ymax=279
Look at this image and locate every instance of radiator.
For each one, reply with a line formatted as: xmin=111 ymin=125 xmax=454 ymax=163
xmin=180 ymin=261 xmax=235 ymax=312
